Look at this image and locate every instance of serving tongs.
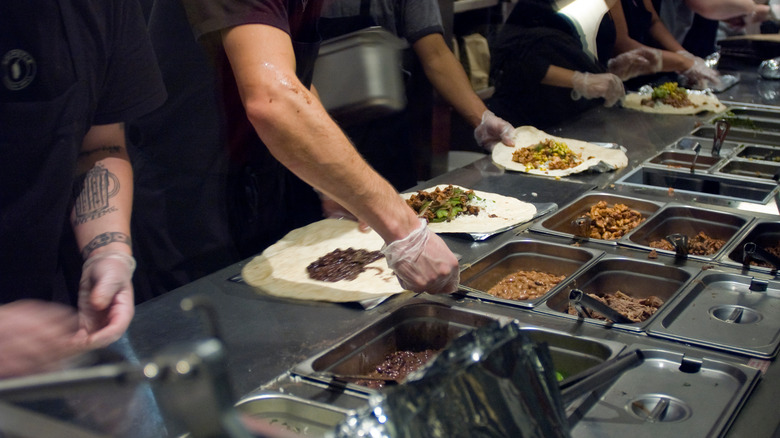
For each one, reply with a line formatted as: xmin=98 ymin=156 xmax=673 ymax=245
xmin=664 ymin=233 xmax=689 ymax=258
xmin=689 ymin=142 xmax=702 ymax=174
xmin=559 ymin=349 xmax=644 ymax=406
xmin=312 ymin=371 xmax=399 ymax=385
xmin=742 ymin=241 xmax=780 ymax=272
xmin=712 ymin=119 xmax=730 ymax=157
xmin=571 ymin=216 xmax=592 ymax=240
xmin=569 ymin=289 xmax=633 ymax=324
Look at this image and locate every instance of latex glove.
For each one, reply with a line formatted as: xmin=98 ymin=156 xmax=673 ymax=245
xmin=607 ymin=47 xmax=663 ymax=81
xmin=317 ymin=190 xmax=370 ymax=231
xmin=0 ymin=300 xmax=86 ymax=378
xmin=570 ymin=71 xmax=625 ymax=107
xmin=474 ymin=110 xmax=515 ymax=152
xmin=78 ymin=251 xmax=136 ymax=348
xmin=381 ymin=219 xmax=459 ymax=294
xmin=677 ymin=51 xmax=722 ymax=90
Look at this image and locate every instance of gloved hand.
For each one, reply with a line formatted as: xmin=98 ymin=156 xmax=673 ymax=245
xmin=677 ymin=51 xmax=722 ymax=90
xmin=570 ymin=71 xmax=625 ymax=107
xmin=78 ymin=251 xmax=136 ymax=348
xmin=381 ymin=219 xmax=459 ymax=294
xmin=0 ymin=300 xmax=85 ymax=378
xmin=607 ymin=47 xmax=663 ymax=80
xmin=474 ymin=110 xmax=515 ymax=152
xmin=317 ymin=190 xmax=370 ymax=231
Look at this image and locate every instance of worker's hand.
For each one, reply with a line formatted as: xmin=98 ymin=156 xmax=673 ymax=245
xmin=677 ymin=51 xmax=722 ymax=90
xmin=78 ymin=251 xmax=136 ymax=348
xmin=607 ymin=47 xmax=663 ymax=80
xmin=570 ymin=71 xmax=625 ymax=107
xmin=381 ymin=219 xmax=459 ymax=294
xmin=474 ymin=110 xmax=515 ymax=152
xmin=0 ymin=300 xmax=85 ymax=378
xmin=318 ymin=190 xmax=370 ymax=231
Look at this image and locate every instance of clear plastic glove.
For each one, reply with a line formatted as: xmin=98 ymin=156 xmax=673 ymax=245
xmin=607 ymin=47 xmax=663 ymax=80
xmin=677 ymin=51 xmax=722 ymax=90
xmin=570 ymin=71 xmax=625 ymax=107
xmin=0 ymin=300 xmax=86 ymax=378
xmin=78 ymin=251 xmax=136 ymax=348
xmin=381 ymin=219 xmax=459 ymax=294
xmin=474 ymin=110 xmax=515 ymax=152
xmin=317 ymin=190 xmax=370 ymax=231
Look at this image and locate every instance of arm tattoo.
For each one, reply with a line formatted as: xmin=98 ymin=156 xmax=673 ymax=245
xmin=78 ymin=145 xmax=123 ymax=158
xmin=81 ymin=232 xmax=131 ymax=260
xmin=72 ymin=163 xmax=120 ymax=226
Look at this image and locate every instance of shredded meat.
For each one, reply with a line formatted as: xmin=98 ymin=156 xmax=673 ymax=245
xmin=746 ymin=243 xmax=780 ymax=268
xmin=581 ymin=201 xmax=645 ymax=240
xmin=487 ymin=270 xmax=566 ymax=300
xmin=307 ymin=248 xmax=384 ymax=282
xmin=649 ymin=231 xmax=726 ymax=256
xmin=567 ymin=291 xmax=664 ymax=323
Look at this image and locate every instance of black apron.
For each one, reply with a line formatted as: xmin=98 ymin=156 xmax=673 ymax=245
xmin=0 ymin=1 xmax=89 ymax=304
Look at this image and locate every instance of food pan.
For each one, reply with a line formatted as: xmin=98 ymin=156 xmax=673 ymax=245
xmin=690 ymin=124 xmax=780 ymax=146
xmin=647 ymin=270 xmax=780 ymax=358
xmin=736 ymin=144 xmax=780 ymax=162
xmin=711 ymin=106 xmax=780 ymax=132
xmin=291 ymin=302 xmax=505 ymax=393
xmin=529 ymin=192 xmax=664 ymax=245
xmin=645 ymin=150 xmax=721 ymax=171
xmin=234 ymin=392 xmax=350 ymax=436
xmin=714 ymin=158 xmax=780 ymax=180
xmin=536 ymin=257 xmax=695 ymax=332
xmin=722 ymin=220 xmax=780 ymax=274
xmin=669 ymin=136 xmax=741 ymax=157
xmin=571 ymin=347 xmax=761 ymax=438
xmin=620 ymin=204 xmax=751 ymax=261
xmin=459 ymin=239 xmax=604 ymax=309
xmin=614 ymin=166 xmax=778 ymax=204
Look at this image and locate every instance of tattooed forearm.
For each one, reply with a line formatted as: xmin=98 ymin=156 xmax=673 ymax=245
xmin=78 ymin=145 xmax=123 ymax=158
xmin=81 ymin=232 xmax=131 ymax=260
xmin=71 ymin=163 xmax=121 ymax=226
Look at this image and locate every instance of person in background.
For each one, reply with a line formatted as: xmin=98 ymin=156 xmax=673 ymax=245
xmin=655 ymin=0 xmax=774 ymax=58
xmin=487 ymin=0 xmax=626 ymax=128
xmin=320 ymin=0 xmax=515 ymax=190
xmin=127 ymin=0 xmax=242 ymax=302
xmin=614 ymin=0 xmax=723 ymax=89
xmin=0 ymin=0 xmax=166 ymax=376
xmin=178 ymin=0 xmax=459 ymax=294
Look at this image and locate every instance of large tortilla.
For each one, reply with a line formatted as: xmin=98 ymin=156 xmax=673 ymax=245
xmin=623 ymin=90 xmax=727 ymax=114
xmin=492 ymin=126 xmax=628 ymax=176
xmin=401 ymin=184 xmax=537 ymax=234
xmin=242 ymin=219 xmax=405 ymax=302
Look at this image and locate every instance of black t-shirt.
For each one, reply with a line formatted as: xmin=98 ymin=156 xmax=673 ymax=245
xmin=0 ymin=0 xmax=166 ymax=303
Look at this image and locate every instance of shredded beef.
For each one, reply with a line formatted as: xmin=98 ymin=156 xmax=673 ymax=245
xmin=307 ymin=248 xmax=384 ymax=282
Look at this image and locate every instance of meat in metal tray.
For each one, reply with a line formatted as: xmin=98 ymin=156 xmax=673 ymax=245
xmin=647 ymin=270 xmax=780 ymax=359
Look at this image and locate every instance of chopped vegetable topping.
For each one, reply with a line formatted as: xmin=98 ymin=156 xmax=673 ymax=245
xmin=511 ymin=138 xmax=582 ymax=171
xmin=642 ymin=82 xmax=693 ymax=108
xmin=406 ymin=185 xmax=481 ymax=223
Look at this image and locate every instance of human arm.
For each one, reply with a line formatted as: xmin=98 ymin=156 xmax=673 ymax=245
xmin=221 ymin=24 xmax=457 ymax=294
xmin=71 ymin=122 xmax=135 ymax=348
xmin=540 ymin=65 xmax=624 ymax=106
xmin=412 ymin=33 xmax=513 ymax=149
xmin=684 ymin=0 xmax=770 ymax=21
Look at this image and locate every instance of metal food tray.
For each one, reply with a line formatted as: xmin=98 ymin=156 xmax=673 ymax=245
xmin=669 ymin=136 xmax=741 ymax=157
xmin=691 ymin=125 xmax=780 ymax=147
xmin=735 ymin=144 xmax=780 ymax=163
xmin=713 ymin=158 xmax=780 ymax=181
xmin=720 ymin=219 xmax=780 ymax=274
xmin=458 ymin=238 xmax=604 ymax=309
xmin=291 ymin=302 xmax=624 ymax=395
xmin=535 ymin=257 xmax=697 ymax=332
xmin=234 ymin=392 xmax=351 ymax=436
xmin=644 ymin=150 xmax=722 ymax=172
xmin=529 ymin=192 xmax=665 ymax=245
xmin=647 ymin=270 xmax=780 ymax=358
xmin=619 ymin=204 xmax=753 ymax=262
xmin=710 ymin=105 xmax=780 ymax=133
xmin=570 ymin=346 xmax=761 ymax=438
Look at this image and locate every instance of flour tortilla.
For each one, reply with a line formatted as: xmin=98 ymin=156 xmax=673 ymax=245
xmin=242 ymin=219 xmax=405 ymax=302
xmin=623 ymin=90 xmax=727 ymax=114
xmin=401 ymin=184 xmax=537 ymax=234
xmin=492 ymin=126 xmax=628 ymax=176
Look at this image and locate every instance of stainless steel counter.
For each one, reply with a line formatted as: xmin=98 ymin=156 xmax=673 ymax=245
xmin=11 ymin=64 xmax=780 ymax=437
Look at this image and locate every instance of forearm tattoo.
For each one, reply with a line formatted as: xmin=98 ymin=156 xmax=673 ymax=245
xmin=72 ymin=163 xmax=120 ymax=226
xmin=81 ymin=232 xmax=131 ymax=260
